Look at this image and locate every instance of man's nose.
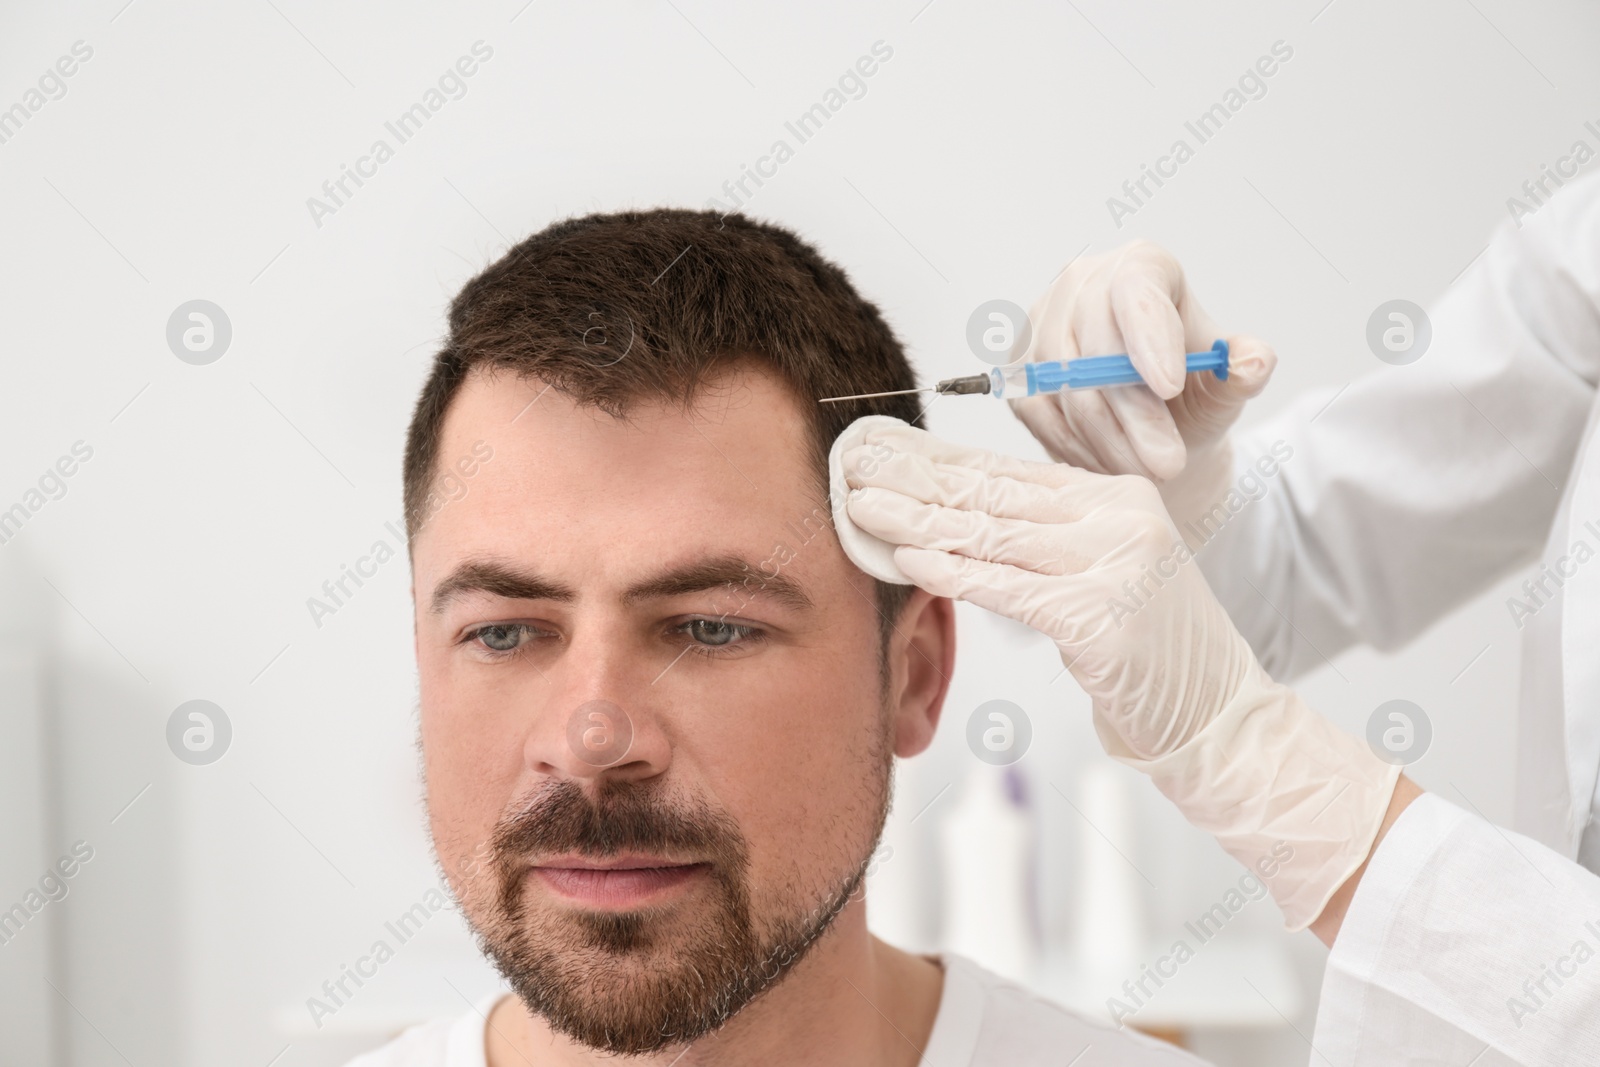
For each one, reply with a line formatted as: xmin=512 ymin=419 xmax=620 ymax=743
xmin=522 ymin=635 xmax=672 ymax=783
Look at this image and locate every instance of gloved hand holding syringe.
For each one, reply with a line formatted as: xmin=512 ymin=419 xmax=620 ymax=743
xmin=819 ymin=339 xmax=1230 ymax=403
xmin=825 ymin=245 xmax=1401 ymax=940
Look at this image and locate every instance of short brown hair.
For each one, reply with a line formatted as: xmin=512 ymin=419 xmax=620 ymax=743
xmin=403 ymin=209 xmax=922 ymax=639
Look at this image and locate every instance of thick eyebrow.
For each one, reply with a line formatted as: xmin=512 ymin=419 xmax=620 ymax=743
xmin=430 ymin=560 xmax=576 ymax=615
xmin=429 ymin=555 xmax=814 ymax=615
xmin=622 ymin=555 xmax=814 ymax=612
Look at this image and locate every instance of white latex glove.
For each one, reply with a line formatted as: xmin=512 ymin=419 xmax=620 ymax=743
xmin=1008 ymin=242 xmax=1276 ymax=540
xmin=839 ymin=418 xmax=1399 ymax=930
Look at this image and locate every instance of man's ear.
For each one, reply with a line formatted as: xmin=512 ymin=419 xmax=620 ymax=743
xmin=887 ymin=589 xmax=955 ymax=757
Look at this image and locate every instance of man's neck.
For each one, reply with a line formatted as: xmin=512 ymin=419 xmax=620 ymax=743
xmin=484 ymin=908 xmax=944 ymax=1066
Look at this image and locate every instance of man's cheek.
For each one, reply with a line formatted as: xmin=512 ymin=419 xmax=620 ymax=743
xmin=422 ymin=754 xmax=506 ymax=895
xmin=697 ymin=686 xmax=866 ymax=804
xmin=425 ymin=719 xmax=507 ymax=788
xmin=420 ymin=711 xmax=498 ymax=810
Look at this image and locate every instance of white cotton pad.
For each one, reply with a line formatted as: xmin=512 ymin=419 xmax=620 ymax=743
xmin=828 ymin=414 xmax=914 ymax=585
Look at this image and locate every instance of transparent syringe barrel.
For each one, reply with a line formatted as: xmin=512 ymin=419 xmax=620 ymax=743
xmin=988 ymin=342 xmax=1229 ymax=400
xmin=988 ymin=364 xmax=1035 ymax=399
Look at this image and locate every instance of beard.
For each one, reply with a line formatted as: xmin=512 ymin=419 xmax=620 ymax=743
xmin=445 ymin=733 xmax=893 ymax=1056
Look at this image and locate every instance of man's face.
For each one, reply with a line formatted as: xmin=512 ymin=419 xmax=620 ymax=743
xmin=413 ymin=364 xmax=901 ymax=1054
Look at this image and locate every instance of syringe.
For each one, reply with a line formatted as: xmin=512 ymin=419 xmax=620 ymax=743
xmin=819 ymin=339 xmax=1229 ymax=403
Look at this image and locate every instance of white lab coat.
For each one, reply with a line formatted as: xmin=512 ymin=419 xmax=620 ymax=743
xmin=1199 ymin=171 xmax=1600 ymax=1062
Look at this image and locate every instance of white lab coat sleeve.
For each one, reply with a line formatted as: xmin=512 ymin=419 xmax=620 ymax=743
xmin=1313 ymin=792 xmax=1600 ymax=1066
xmin=1197 ymin=175 xmax=1600 ymax=681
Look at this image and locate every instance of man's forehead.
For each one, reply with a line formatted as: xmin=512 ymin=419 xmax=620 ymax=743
xmin=439 ymin=361 xmax=818 ymax=469
xmin=420 ymin=362 xmax=837 ymax=575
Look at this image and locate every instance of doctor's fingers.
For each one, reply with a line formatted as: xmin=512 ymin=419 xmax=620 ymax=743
xmin=1012 ymin=385 xmax=1187 ymax=481
xmin=845 ymin=486 xmax=1162 ymax=576
xmin=841 ymin=445 xmax=1123 ymax=523
xmin=890 ymin=546 xmax=1075 ymax=633
xmin=1012 ymin=248 xmax=1200 ymax=478
xmin=844 ymin=426 xmax=1095 ymax=492
xmin=1103 ymin=242 xmax=1192 ymax=399
xmin=1007 ymin=391 xmax=1122 ymax=472
xmin=847 ymin=488 xmax=1088 ymax=575
xmin=1163 ymin=333 xmax=1278 ymax=449
xmin=1091 ymin=247 xmax=1232 ymax=467
xmin=1031 ymin=241 xmax=1226 ymax=402
xmin=1034 ymin=241 xmax=1193 ymax=397
xmin=888 ymin=548 xmax=1139 ymax=650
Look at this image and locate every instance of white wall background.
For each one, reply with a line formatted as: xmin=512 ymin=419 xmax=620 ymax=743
xmin=1 ymin=1 xmax=1596 ymax=1064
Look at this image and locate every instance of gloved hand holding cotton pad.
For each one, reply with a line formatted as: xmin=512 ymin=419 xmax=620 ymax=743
xmin=828 ymin=415 xmax=917 ymax=585
xmin=831 ymin=414 xmax=1400 ymax=931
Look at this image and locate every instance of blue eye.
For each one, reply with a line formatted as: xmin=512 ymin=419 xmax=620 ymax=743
xmin=468 ymin=623 xmax=536 ymax=655
xmin=678 ymin=618 xmax=764 ymax=655
xmin=687 ymin=619 xmax=741 ymax=645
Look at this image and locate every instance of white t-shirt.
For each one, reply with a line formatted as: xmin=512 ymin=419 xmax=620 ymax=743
xmin=344 ymin=954 xmax=1204 ymax=1066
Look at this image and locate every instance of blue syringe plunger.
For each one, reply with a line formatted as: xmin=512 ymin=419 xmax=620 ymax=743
xmin=815 ymin=340 xmax=1230 ymax=404
xmin=980 ymin=338 xmax=1230 ymax=399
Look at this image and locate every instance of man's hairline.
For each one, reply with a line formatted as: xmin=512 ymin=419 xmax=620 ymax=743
xmin=408 ymin=358 xmax=837 ymax=560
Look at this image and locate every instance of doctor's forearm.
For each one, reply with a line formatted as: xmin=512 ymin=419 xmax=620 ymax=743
xmin=1308 ymin=774 xmax=1424 ymax=948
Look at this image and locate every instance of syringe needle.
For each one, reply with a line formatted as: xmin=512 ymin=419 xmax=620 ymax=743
xmin=819 ymin=373 xmax=993 ymax=404
xmin=818 ymin=386 xmax=935 ymax=403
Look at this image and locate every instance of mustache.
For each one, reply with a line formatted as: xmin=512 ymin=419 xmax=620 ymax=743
xmin=490 ymin=778 xmax=748 ymax=869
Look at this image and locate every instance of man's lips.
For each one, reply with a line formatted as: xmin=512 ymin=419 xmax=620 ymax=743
xmin=529 ymin=854 xmax=710 ymax=909
xmin=537 ymin=853 xmax=691 ymax=871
